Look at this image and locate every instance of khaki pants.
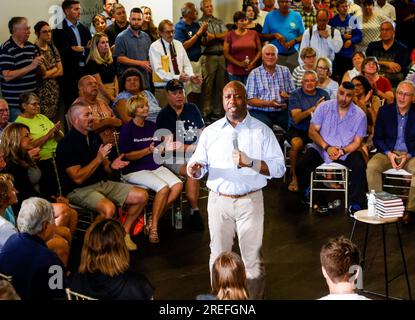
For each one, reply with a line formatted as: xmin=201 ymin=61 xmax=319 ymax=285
xmin=366 ymin=152 xmax=415 ymax=211
xmin=184 ymin=59 xmax=202 ymax=95
xmin=200 ymin=54 xmax=226 ymax=116
xmin=207 ymin=190 xmax=265 ymax=300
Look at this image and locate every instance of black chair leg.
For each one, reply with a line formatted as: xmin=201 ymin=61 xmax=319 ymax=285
xmin=382 ymin=225 xmax=389 ymax=299
xmin=396 ymin=222 xmax=412 ymax=300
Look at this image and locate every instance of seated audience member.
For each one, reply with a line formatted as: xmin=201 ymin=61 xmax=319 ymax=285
xmin=0 ymin=280 xmax=20 ymax=300
xmin=361 ymin=56 xmax=394 ymax=105
xmin=119 ymin=94 xmax=183 ymax=243
xmin=341 ymin=51 xmax=365 ymax=83
xmin=319 ymin=236 xmax=370 ymax=300
xmin=367 ymin=81 xmax=415 ymax=219
xmin=14 ymin=93 xmax=63 ymax=199
xmin=113 ymin=68 xmax=161 ymax=123
xmin=73 ymin=75 xmax=122 ymax=145
xmin=316 ymin=57 xmax=338 ymax=100
xmin=296 ymin=82 xmax=368 ymax=214
xmin=104 ymin=3 xmax=129 ymax=48
xmin=0 ymin=99 xmax=10 ymax=136
xmin=0 ymin=174 xmax=70 ymax=266
xmin=366 ymin=21 xmax=410 ymax=88
xmin=69 ymin=219 xmax=154 ymax=300
xmin=0 ymin=123 xmax=77 ymax=240
xmin=141 ymin=6 xmax=159 ymax=43
xmin=91 ymin=14 xmax=107 ymax=36
xmin=0 ymin=152 xmax=14 ymax=224
xmin=224 ymin=11 xmax=262 ymax=84
xmin=149 ymin=19 xmax=199 ymax=108
xmin=156 ymin=80 xmax=205 ymax=231
xmin=56 ymin=101 xmax=148 ymax=251
xmin=351 ymin=75 xmax=382 ymax=155
xmin=292 ymin=47 xmax=317 ymax=89
xmin=34 ymin=21 xmax=63 ymax=120
xmin=197 ymin=251 xmax=249 ymax=300
xmin=86 ymin=33 xmax=118 ymax=105
xmin=246 ymin=44 xmax=295 ymax=130
xmin=0 ymin=197 xmax=67 ymax=300
xmin=287 ymin=70 xmax=330 ymax=192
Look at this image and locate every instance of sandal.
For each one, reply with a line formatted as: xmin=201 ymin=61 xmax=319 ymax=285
xmin=149 ymin=228 xmax=160 ymax=244
xmin=288 ymin=180 xmax=299 ymax=192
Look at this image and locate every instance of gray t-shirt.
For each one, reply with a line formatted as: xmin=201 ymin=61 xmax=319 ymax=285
xmin=0 ymin=215 xmax=17 ymax=249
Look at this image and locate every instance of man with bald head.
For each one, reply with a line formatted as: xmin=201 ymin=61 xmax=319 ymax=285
xmin=187 ymin=81 xmax=285 ymax=299
xmin=56 ymin=100 xmax=148 ymax=251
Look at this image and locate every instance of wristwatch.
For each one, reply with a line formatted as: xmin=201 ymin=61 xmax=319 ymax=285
xmin=247 ymin=159 xmax=254 ymax=168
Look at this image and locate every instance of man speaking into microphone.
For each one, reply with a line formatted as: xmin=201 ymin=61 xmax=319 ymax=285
xmin=187 ymin=81 xmax=285 ymax=299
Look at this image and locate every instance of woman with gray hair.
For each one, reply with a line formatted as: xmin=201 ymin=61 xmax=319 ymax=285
xmin=0 ymin=197 xmax=67 ymax=300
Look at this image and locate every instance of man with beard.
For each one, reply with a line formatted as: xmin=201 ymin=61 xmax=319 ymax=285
xmin=56 ymin=101 xmax=148 ymax=251
xmin=114 ymin=7 xmax=152 ymax=89
xmin=295 ymin=81 xmax=368 ymax=215
xmin=187 ymin=81 xmax=285 ymax=299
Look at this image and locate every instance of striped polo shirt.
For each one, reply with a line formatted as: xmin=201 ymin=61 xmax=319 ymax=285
xmin=0 ymin=37 xmax=38 ymax=109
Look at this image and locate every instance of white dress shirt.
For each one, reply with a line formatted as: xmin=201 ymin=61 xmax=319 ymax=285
xmin=187 ymin=113 xmax=285 ymax=195
xmin=299 ymin=25 xmax=343 ymax=63
xmin=149 ymin=38 xmax=194 ymax=88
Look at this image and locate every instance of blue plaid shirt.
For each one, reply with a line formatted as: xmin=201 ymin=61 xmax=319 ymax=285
xmin=246 ymin=64 xmax=295 ymax=112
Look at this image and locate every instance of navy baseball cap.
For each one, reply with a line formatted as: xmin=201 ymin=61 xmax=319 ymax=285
xmin=166 ymin=79 xmax=184 ymax=92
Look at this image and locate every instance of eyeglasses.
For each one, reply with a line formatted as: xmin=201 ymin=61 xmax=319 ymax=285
xmin=316 ymin=66 xmax=328 ymax=71
xmin=397 ymin=91 xmax=414 ymax=98
xmin=0 ymin=109 xmax=9 ymax=114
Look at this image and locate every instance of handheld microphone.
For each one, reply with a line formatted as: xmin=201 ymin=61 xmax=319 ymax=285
xmin=232 ymin=131 xmax=238 ymax=150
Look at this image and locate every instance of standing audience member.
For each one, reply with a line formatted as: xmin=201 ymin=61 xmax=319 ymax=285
xmin=104 ymin=3 xmax=129 ymax=48
xmin=0 ymin=17 xmax=44 ymax=121
xmin=0 ymin=100 xmax=10 ymax=136
xmin=149 ymin=19 xmax=198 ymax=108
xmin=292 ymin=46 xmax=317 ymax=88
xmin=90 ymin=0 xmax=117 ymax=35
xmin=287 ymin=70 xmax=330 ymax=192
xmin=74 ymin=75 xmax=122 ymax=145
xmin=374 ymin=0 xmax=396 ymax=20
xmin=319 ymin=236 xmax=370 ymax=300
xmin=113 ymin=68 xmax=160 ymax=124
xmin=119 ymin=94 xmax=183 ymax=244
xmin=86 ymin=33 xmax=118 ymax=105
xmin=367 ymin=81 xmax=415 ymax=219
xmin=69 ymin=219 xmax=154 ymax=300
xmin=0 ymin=197 xmax=67 ymax=300
xmin=199 ymin=0 xmax=228 ymax=119
xmin=244 ymin=3 xmax=263 ymax=34
xmin=174 ymin=2 xmax=209 ymax=104
xmin=34 ymin=21 xmax=63 ymax=121
xmin=187 ymin=81 xmax=285 ymax=300
xmin=141 ymin=6 xmax=159 ymax=43
xmin=197 ymin=252 xmax=249 ymax=300
xmin=246 ymin=44 xmax=295 ymax=130
xmin=366 ymin=21 xmax=410 ymax=88
xmin=224 ymin=11 xmax=262 ymax=85
xmin=56 ymin=101 xmax=148 ymax=251
xmin=361 ymin=56 xmax=394 ymax=104
xmin=261 ymin=0 xmax=305 ymax=72
xmin=114 ymin=7 xmax=152 ymax=90
xmin=91 ymin=14 xmax=107 ymax=36
xmin=300 ymin=0 xmax=317 ymax=29
xmin=394 ymin=0 xmax=415 ymax=51
xmin=341 ymin=51 xmax=365 ymax=83
xmin=296 ymin=82 xmax=367 ymax=214
xmin=156 ymin=80 xmax=205 ymax=231
xmin=316 ymin=57 xmax=338 ymax=100
xmin=53 ymin=0 xmax=91 ymax=111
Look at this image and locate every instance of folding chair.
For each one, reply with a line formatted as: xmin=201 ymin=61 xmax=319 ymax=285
xmin=382 ymin=169 xmax=412 ymax=202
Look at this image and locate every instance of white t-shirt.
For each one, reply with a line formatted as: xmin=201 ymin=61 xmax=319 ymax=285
xmin=319 ymin=293 xmax=371 ymax=300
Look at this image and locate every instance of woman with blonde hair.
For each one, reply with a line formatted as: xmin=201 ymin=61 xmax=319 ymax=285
xmin=197 ymin=251 xmax=249 ymax=300
xmin=70 ymin=219 xmax=154 ymax=300
xmin=316 ymin=57 xmax=339 ymax=100
xmin=91 ymin=14 xmax=107 ymax=35
xmin=86 ymin=33 xmax=118 ymax=104
xmin=119 ymin=94 xmax=182 ymax=244
xmin=141 ymin=6 xmax=159 ymax=42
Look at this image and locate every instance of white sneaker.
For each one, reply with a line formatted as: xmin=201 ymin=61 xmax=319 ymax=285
xmin=124 ymin=234 xmax=137 ymax=251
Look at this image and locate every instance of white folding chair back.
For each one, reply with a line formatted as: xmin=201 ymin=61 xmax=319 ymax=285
xmin=382 ymin=169 xmax=412 ymax=200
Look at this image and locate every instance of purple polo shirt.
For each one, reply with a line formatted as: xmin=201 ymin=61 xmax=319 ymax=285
xmin=310 ymin=99 xmax=367 ymax=163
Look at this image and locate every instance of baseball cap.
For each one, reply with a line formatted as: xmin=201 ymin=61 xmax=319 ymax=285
xmin=166 ymin=79 xmax=184 ymax=92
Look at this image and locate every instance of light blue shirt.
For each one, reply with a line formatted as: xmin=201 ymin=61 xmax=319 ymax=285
xmin=187 ymin=113 xmax=286 ymax=195
xmin=393 ymin=109 xmax=409 ymax=154
xmin=66 ymin=18 xmax=85 ymax=66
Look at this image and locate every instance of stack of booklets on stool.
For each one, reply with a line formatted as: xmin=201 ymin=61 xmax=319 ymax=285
xmin=375 ymin=191 xmax=404 ymax=218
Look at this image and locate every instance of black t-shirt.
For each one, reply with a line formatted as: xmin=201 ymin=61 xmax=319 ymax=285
xmin=56 ymin=128 xmax=107 ymax=195
xmin=85 ymin=60 xmax=117 ymax=84
xmin=105 ymin=22 xmax=129 ymax=47
xmin=69 ymin=270 xmax=154 ymax=300
xmin=155 ymin=103 xmax=204 ymax=145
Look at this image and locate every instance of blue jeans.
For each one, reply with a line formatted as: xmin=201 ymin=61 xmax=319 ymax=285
xmin=248 ymin=108 xmax=289 ymax=131
xmin=228 ymin=73 xmax=248 ymax=85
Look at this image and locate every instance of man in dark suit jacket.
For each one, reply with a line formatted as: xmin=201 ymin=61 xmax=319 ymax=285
xmin=53 ymin=0 xmax=91 ymax=110
xmin=367 ymin=80 xmax=415 ymax=216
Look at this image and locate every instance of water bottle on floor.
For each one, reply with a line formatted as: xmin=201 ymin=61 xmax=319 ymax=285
xmin=175 ymin=208 xmax=183 ymax=230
